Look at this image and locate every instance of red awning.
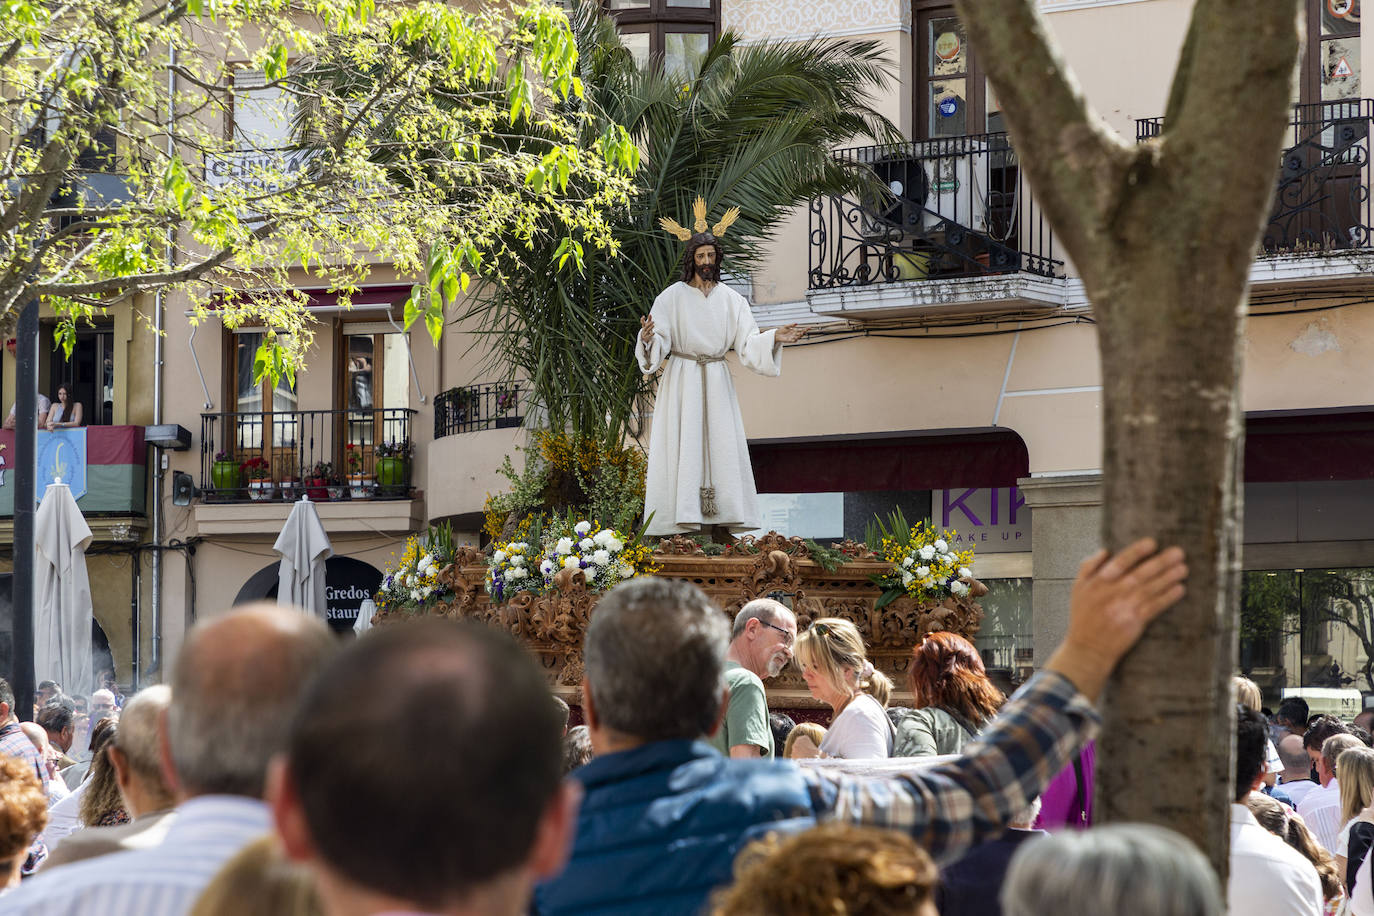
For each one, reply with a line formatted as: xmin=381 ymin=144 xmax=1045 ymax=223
xmin=749 ymin=430 xmax=1030 ymax=494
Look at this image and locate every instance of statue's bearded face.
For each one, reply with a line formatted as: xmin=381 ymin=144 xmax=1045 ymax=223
xmin=693 ymin=245 xmax=720 ymax=282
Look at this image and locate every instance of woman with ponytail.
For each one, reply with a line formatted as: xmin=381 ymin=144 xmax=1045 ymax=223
xmin=793 ymin=618 xmax=894 ymax=758
xmin=895 ymin=631 xmax=1006 ymax=757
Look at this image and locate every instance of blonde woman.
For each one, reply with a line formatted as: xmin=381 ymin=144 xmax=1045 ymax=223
xmin=1234 ymin=675 xmax=1280 ymax=786
xmin=1336 ymin=747 xmax=1374 ymax=892
xmin=1246 ymin=792 xmax=1344 ymax=913
xmin=794 ymin=618 xmax=893 ymax=758
xmin=783 ymin=723 xmax=827 ymax=759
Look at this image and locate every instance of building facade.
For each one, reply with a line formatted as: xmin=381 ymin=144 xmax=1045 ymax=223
xmin=5 ymin=0 xmax=1372 ymax=707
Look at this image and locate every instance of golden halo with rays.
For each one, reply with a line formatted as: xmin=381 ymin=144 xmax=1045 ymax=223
xmin=659 ymin=196 xmax=741 ymax=242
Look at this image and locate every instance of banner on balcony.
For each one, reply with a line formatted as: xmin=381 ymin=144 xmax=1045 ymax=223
xmin=0 ymin=426 xmax=145 ymax=516
xmin=35 ymin=429 xmax=88 ymax=504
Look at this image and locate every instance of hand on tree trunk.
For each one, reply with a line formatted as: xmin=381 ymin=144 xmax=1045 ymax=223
xmin=1044 ymin=538 xmax=1188 ymax=703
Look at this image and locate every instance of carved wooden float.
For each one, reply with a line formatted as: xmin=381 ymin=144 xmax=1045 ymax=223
xmin=374 ymin=532 xmax=984 ymax=709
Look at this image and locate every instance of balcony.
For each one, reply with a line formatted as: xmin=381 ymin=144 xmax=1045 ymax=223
xmin=434 ymin=383 xmax=525 ymax=439
xmin=0 ymin=425 xmax=147 ymax=523
xmin=1138 ymin=100 xmax=1374 ymax=291
xmin=198 ymin=407 xmax=417 ymax=504
xmin=807 ymin=135 xmax=1066 ymax=321
xmin=428 ymin=383 xmax=528 ymax=525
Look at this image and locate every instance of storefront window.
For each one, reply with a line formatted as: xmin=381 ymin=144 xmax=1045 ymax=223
xmin=974 ymin=577 xmax=1033 ymax=682
xmin=1241 ymin=567 xmax=1374 ymax=706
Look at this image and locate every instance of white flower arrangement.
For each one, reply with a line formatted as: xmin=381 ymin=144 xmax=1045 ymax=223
xmin=376 ymin=532 xmax=455 ymax=613
xmin=486 ymin=540 xmax=537 ymax=603
xmin=486 ymin=518 xmax=656 ymax=603
xmin=871 ymin=517 xmax=977 ymax=609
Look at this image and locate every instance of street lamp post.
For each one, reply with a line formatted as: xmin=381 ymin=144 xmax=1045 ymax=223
xmin=11 ymin=298 xmax=39 ymax=720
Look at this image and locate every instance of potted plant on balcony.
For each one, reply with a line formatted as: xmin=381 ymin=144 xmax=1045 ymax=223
xmin=211 ymin=450 xmax=242 ymax=495
xmin=344 ymin=444 xmax=372 ymax=500
xmin=305 ymin=460 xmax=332 ymax=501
xmin=279 ymin=466 xmax=302 ymax=501
xmin=241 ymin=457 xmax=273 ymax=501
xmin=493 ymin=386 xmax=521 ymax=429
xmin=327 ymin=467 xmax=348 ymax=501
xmin=375 ymin=438 xmax=413 ymax=496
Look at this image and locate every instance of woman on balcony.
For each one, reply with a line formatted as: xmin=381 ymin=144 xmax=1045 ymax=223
xmin=44 ymin=385 xmax=83 ymax=430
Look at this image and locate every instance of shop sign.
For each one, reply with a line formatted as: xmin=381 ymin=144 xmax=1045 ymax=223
xmin=235 ymin=555 xmax=382 ymax=635
xmin=322 ymin=556 xmax=383 ymax=632
xmin=939 ymin=487 xmax=1031 ymax=552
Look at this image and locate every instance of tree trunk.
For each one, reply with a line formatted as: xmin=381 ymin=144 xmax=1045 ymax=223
xmin=1091 ymin=251 xmax=1247 ymax=863
xmin=953 ymin=0 xmax=1302 ymax=880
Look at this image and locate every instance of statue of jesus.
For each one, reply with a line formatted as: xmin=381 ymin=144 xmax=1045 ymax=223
xmin=636 ymin=199 xmax=806 ymax=538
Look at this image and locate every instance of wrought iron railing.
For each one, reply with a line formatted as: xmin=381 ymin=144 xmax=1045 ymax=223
xmin=809 ymin=134 xmax=1063 ymax=290
xmin=199 ymin=407 xmax=416 ymax=502
xmin=434 ymin=383 xmax=524 ymax=439
xmin=1136 ymin=99 xmax=1374 ymax=254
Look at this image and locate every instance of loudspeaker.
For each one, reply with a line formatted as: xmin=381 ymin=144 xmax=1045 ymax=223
xmin=172 ymin=471 xmax=197 ymax=507
xmin=869 ymin=156 xmax=931 ymax=229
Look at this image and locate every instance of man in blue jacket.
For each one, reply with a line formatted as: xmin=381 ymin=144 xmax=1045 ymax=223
xmin=534 ymin=539 xmax=1186 ymax=916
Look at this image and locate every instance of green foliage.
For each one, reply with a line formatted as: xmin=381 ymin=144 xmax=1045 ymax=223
xmin=423 ymin=520 xmax=458 ymax=565
xmin=803 ymin=538 xmax=848 ymax=573
xmin=688 ymin=535 xmax=728 ymax=556
xmin=482 ymin=429 xmax=646 ymax=540
xmin=457 ymin=1 xmax=901 ymax=448
xmin=865 ymin=506 xmax=915 ymax=552
xmin=1 ymin=0 xmax=635 ymax=381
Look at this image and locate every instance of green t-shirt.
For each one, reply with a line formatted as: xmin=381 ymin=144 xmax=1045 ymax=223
xmin=707 ymin=660 xmax=774 ymax=759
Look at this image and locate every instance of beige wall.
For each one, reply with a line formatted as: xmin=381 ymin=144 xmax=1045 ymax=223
xmin=1244 ymin=306 xmax=1374 ymax=411
xmin=427 ymin=427 xmax=525 ymax=523
xmin=732 ymin=300 xmax=1374 ymax=476
xmin=1040 ymin=0 xmax=1194 ymax=141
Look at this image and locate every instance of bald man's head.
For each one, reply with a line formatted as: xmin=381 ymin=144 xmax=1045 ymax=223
xmin=168 ymin=603 xmax=336 ymax=799
xmin=1276 ymin=733 xmax=1311 ymax=778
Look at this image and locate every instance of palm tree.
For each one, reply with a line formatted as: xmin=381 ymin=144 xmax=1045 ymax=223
xmin=462 ymin=2 xmax=901 ymax=452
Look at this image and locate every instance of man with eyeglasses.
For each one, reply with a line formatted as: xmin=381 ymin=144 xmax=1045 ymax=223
xmin=709 ymin=599 xmax=797 ymax=759
xmin=535 ymin=539 xmax=1188 ymax=916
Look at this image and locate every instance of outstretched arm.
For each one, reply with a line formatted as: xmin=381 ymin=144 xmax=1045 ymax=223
xmin=818 ymin=539 xmax=1187 ymax=861
xmin=773 ymin=324 xmax=806 ymax=344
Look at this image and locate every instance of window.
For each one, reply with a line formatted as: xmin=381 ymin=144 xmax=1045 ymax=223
xmin=973 ymin=577 xmax=1033 ymax=681
xmin=1301 ymin=0 xmax=1361 ymax=105
xmin=914 ymin=5 xmax=1001 ymax=138
xmin=1241 ymin=567 xmax=1374 ymax=700
xmin=338 ymin=327 xmax=412 ymax=450
xmin=42 ymin=323 xmax=114 ymax=426
xmin=604 ymin=0 xmax=718 ymax=78
xmin=226 ymin=330 xmax=299 ymax=473
xmin=230 ymin=69 xmax=295 ymax=151
xmin=211 ymin=68 xmax=308 ymax=196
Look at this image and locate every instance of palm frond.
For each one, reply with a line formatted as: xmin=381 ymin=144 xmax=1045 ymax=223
xmin=456 ymin=0 xmax=901 ymax=447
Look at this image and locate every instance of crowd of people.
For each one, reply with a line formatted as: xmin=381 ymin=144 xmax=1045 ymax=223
xmin=0 ymin=536 xmax=1357 ymax=915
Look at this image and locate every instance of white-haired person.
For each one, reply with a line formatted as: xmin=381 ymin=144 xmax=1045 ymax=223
xmin=793 ymin=618 xmax=893 ymax=758
xmin=1001 ymin=823 xmax=1224 ymax=916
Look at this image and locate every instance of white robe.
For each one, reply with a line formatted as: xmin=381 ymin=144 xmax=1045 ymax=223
xmin=636 ymin=281 xmax=781 ymax=535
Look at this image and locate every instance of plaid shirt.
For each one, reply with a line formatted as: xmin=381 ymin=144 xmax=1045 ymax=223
xmin=812 ymin=669 xmax=1099 ymax=864
xmin=1 ymin=720 xmax=52 ymax=877
xmin=0 ymin=720 xmax=49 ymax=792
